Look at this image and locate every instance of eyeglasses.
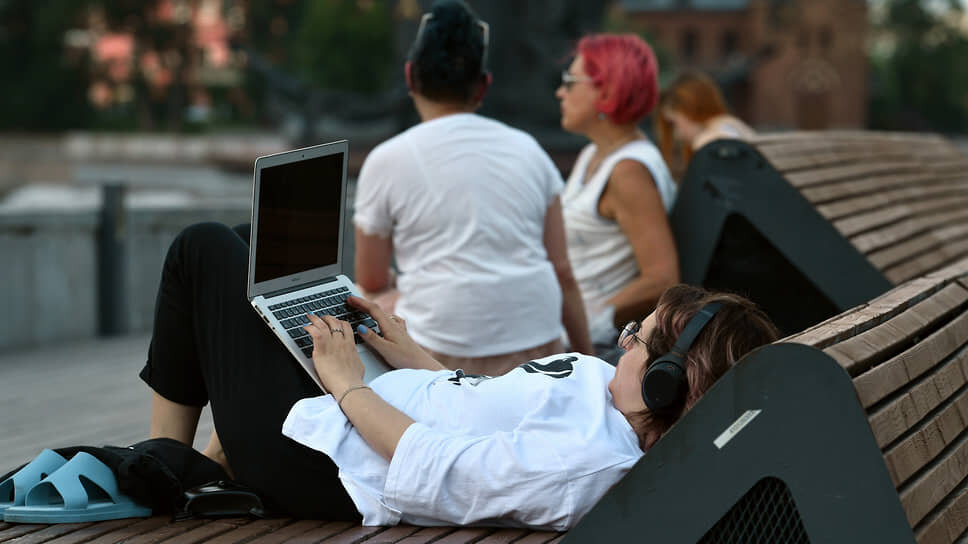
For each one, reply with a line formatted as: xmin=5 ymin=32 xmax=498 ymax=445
xmin=561 ymin=70 xmax=593 ymax=90
xmin=416 ymin=12 xmax=490 ymax=70
xmin=618 ymin=321 xmax=647 ymax=350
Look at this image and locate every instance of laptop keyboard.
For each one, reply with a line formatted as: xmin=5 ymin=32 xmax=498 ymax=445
xmin=268 ymin=286 xmax=379 ymax=358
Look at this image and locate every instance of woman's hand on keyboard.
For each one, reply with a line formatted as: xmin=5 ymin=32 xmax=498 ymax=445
xmin=304 ymin=313 xmax=365 ymax=396
xmin=348 ymin=296 xmax=445 ymax=371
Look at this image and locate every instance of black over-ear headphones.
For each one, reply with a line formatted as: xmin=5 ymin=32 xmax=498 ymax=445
xmin=641 ymin=302 xmax=722 ymax=416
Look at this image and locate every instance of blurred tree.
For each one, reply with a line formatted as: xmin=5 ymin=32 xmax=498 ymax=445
xmin=0 ymin=0 xmax=95 ymax=130
xmin=242 ymin=0 xmax=393 ymax=94
xmin=292 ymin=0 xmax=393 ymax=93
xmin=869 ymin=0 xmax=968 ymax=132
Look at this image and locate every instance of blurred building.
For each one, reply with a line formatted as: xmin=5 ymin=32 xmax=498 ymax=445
xmin=618 ymin=0 xmax=868 ymax=129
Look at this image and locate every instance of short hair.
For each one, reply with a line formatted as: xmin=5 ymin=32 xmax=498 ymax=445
xmin=408 ymin=0 xmax=487 ymax=104
xmin=576 ymin=34 xmax=660 ymax=125
xmin=630 ymin=285 xmax=779 ymax=451
xmin=655 ymin=70 xmax=729 ymax=169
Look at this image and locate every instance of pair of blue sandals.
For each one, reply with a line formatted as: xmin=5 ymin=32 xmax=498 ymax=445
xmin=0 ymin=449 xmax=152 ymax=523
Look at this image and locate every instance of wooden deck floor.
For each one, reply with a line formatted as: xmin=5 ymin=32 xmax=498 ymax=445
xmin=0 ymin=338 xmax=561 ymax=543
xmin=0 ymin=333 xmax=213 ymax=469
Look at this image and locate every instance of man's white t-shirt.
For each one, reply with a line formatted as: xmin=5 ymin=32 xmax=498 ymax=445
xmin=353 ymin=113 xmax=564 ymax=357
xmin=282 ymin=353 xmax=644 ymax=530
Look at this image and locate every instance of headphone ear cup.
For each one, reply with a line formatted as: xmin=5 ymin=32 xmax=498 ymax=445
xmin=641 ymin=358 xmax=688 ymax=415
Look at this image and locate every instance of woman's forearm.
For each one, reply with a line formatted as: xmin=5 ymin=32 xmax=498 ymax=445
xmin=607 ymin=269 xmax=678 ymax=326
xmin=336 ymin=385 xmax=415 ymax=461
xmin=560 ymin=280 xmax=593 ymax=354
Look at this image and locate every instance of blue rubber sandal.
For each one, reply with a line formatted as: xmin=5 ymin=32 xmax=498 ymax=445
xmin=0 ymin=449 xmax=67 ymax=515
xmin=3 ymin=452 xmax=152 ymax=523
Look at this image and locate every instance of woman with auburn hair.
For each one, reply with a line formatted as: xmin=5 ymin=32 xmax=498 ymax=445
xmin=655 ymin=70 xmax=755 ymax=176
xmin=117 ymin=222 xmax=779 ymax=526
xmin=556 ymin=33 xmax=679 ymax=355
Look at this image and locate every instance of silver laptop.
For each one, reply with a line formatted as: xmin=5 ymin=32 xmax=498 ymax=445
xmin=246 ymin=140 xmax=391 ymax=392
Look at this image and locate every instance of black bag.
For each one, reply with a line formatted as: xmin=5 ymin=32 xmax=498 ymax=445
xmin=3 ymin=438 xmax=268 ymax=519
xmin=53 ymin=438 xmax=230 ymax=514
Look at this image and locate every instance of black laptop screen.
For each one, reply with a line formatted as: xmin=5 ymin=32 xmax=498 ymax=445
xmin=254 ymin=153 xmax=343 ymax=283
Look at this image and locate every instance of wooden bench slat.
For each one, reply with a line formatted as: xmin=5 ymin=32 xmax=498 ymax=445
xmin=40 ymin=518 xmax=142 ymax=544
xmin=817 ymin=181 xmax=968 ymax=222
xmin=766 ymin=149 xmax=914 ymax=173
xmin=0 ymin=523 xmax=93 ymax=544
xmin=153 ymin=517 xmax=251 ymax=544
xmin=270 ymin=520 xmax=356 ymax=544
xmin=913 ymin=488 xmax=968 ymax=544
xmin=849 ymin=207 xmax=968 ymax=255
xmin=785 ymin=160 xmax=922 ymax=188
xmin=785 ymin=277 xmax=947 ymax=349
xmin=512 ymin=532 xmax=565 ymax=544
xmin=887 ymin=238 xmax=968 ymax=285
xmin=0 ymin=524 xmax=45 ymax=543
xmin=83 ymin=516 xmax=176 ymax=544
xmin=430 ymin=528 xmax=495 ymax=544
xmin=801 ymin=172 xmax=944 ymax=205
xmin=883 ymin=380 xmax=968 ymax=487
xmin=900 ymin=431 xmax=968 ymax=527
xmin=824 ymin=283 xmax=968 ymax=377
xmin=121 ymin=518 xmax=209 ymax=544
xmin=867 ymin=343 xmax=968 ymax=450
xmin=474 ymin=528 xmax=532 ymax=543
xmin=319 ymin=525 xmax=397 ymax=543
xmin=869 ymin=225 xmax=968 ymax=271
xmin=201 ymin=517 xmax=293 ymax=544
xmin=394 ymin=526 xmax=460 ymax=544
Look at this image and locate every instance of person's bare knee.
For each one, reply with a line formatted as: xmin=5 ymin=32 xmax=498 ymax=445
xmin=149 ymin=392 xmax=202 ymax=446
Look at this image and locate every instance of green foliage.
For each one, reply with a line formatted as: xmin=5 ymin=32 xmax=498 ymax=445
xmin=0 ymin=0 xmax=95 ymax=130
xmin=869 ymin=0 xmax=968 ymax=132
xmin=601 ymin=8 xmax=677 ymax=86
xmin=291 ymin=0 xmax=393 ymax=93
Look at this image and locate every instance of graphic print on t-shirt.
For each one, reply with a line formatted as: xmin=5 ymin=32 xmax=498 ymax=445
xmin=447 ymin=369 xmax=492 ymax=386
xmin=519 ymin=356 xmax=576 ymax=379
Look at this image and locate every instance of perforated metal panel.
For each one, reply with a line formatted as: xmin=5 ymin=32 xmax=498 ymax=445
xmin=699 ymin=477 xmax=809 ymax=544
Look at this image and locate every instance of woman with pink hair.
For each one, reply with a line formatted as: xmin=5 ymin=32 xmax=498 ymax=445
xmin=556 ymin=34 xmax=679 ymax=355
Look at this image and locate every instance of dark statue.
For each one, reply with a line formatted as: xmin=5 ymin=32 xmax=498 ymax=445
xmin=242 ymin=0 xmax=607 ymax=150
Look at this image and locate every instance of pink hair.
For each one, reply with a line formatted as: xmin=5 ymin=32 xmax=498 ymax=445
xmin=576 ymin=34 xmax=660 ymax=125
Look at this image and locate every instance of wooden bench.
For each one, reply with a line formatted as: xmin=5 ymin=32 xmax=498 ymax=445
xmin=10 ymin=260 xmax=968 ymax=543
xmin=670 ymin=130 xmax=968 ymax=335
xmin=0 ymin=517 xmax=562 ymax=543
xmin=567 ymin=256 xmax=968 ymax=543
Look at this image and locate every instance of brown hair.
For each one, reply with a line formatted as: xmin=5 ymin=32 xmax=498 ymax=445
xmin=654 ymin=70 xmax=729 ymax=172
xmin=628 ymin=284 xmax=779 ymax=451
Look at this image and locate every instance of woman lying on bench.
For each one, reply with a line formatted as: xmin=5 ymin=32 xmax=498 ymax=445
xmin=137 ymin=223 xmax=780 ymax=530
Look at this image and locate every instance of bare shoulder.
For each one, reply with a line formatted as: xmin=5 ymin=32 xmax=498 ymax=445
xmin=607 ymin=159 xmax=658 ymax=198
xmin=600 ymin=159 xmax=662 ymax=219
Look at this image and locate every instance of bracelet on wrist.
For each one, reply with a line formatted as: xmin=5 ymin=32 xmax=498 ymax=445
xmin=337 ymin=384 xmax=371 ymax=408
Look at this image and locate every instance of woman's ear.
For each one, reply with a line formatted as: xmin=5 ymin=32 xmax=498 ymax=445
xmin=404 ymin=62 xmax=415 ymax=92
xmin=470 ymin=72 xmax=492 ymax=106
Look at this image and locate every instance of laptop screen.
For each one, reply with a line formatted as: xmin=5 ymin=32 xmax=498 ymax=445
xmin=253 ymin=152 xmax=343 ymax=283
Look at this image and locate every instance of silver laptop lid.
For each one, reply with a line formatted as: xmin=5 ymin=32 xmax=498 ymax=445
xmin=247 ymin=140 xmax=349 ymax=299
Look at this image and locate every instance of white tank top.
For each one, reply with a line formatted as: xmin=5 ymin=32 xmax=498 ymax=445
xmin=561 ymin=140 xmax=677 ymax=325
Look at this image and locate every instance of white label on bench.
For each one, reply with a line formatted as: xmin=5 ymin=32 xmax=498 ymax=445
xmin=714 ymin=409 xmax=762 ymax=450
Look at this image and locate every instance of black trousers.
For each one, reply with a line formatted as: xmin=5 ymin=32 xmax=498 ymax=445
xmin=139 ymin=222 xmax=360 ymax=520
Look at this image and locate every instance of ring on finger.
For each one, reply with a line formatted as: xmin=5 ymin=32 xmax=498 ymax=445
xmin=330 ymin=328 xmax=344 ymax=335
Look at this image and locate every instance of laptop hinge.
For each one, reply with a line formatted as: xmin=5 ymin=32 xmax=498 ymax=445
xmin=260 ymin=277 xmax=338 ymax=300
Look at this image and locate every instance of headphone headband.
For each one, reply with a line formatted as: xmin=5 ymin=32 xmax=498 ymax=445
xmin=664 ymin=302 xmax=722 ymax=366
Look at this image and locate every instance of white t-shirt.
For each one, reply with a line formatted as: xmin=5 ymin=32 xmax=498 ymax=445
xmin=282 ymin=353 xmax=643 ymax=530
xmin=353 ymin=113 xmax=564 ymax=357
xmin=562 ymin=140 xmax=677 ymax=342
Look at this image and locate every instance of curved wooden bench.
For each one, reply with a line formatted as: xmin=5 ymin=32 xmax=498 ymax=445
xmin=671 ymin=130 xmax=968 ymax=334
xmin=569 ymin=256 xmax=968 ymax=543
